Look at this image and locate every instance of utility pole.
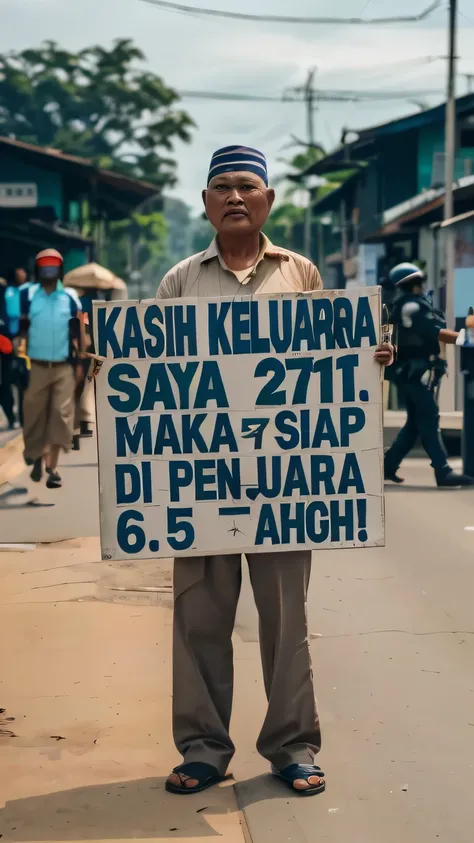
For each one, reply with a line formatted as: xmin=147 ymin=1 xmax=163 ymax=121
xmin=304 ymin=67 xmax=317 ymax=260
xmin=305 ymin=67 xmax=316 ymax=147
xmin=441 ymin=0 xmax=458 ymax=411
xmin=340 ymin=130 xmax=350 ymax=271
xmin=444 ymin=0 xmax=457 ymax=327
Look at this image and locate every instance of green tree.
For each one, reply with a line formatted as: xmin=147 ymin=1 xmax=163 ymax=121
xmin=283 ymin=144 xmax=326 ymax=175
xmin=162 ymin=196 xmax=192 ymax=267
xmin=136 ymin=196 xmax=194 ymax=290
xmin=106 ymin=208 xmax=168 ymax=281
xmin=0 ymin=38 xmax=194 ymax=187
xmin=191 ymin=215 xmax=214 ymax=254
xmin=263 ymin=202 xmax=304 ymax=247
xmin=263 ymin=145 xmax=325 ymax=250
xmin=279 ymin=144 xmax=346 ymax=207
xmin=265 ymin=144 xmax=355 ymax=254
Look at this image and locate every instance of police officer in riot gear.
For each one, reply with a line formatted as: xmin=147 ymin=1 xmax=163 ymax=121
xmin=384 ymin=262 xmax=474 ymax=487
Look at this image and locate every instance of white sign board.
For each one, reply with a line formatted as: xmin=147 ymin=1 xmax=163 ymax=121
xmin=94 ymin=289 xmax=385 ymax=560
xmin=0 ymin=183 xmax=38 ymax=207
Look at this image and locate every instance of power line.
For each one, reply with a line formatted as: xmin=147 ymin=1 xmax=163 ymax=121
xmin=179 ymin=88 xmax=443 ymax=103
xmin=180 ymin=91 xmax=287 ymax=102
xmin=289 ymin=87 xmax=443 ymax=100
xmin=139 ymin=0 xmax=442 ymax=25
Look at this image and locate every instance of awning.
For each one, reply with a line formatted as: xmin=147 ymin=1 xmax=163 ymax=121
xmin=300 ymin=94 xmax=474 ymax=179
xmin=309 ymin=171 xmax=361 ymax=216
xmin=0 ymin=218 xmax=92 ymax=253
xmin=439 ymin=210 xmax=474 ymax=228
xmin=382 ymin=175 xmax=474 ymax=230
xmin=28 ymin=219 xmax=92 ymax=247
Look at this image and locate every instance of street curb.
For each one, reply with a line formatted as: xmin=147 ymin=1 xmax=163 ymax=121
xmin=0 ymin=433 xmax=25 ymax=487
xmin=238 ymin=808 xmax=254 ymax=843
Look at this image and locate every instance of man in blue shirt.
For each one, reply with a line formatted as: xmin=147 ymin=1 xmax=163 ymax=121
xmin=22 ymin=250 xmax=82 ymax=489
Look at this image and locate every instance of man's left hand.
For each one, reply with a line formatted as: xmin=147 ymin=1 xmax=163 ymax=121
xmin=374 ymin=343 xmax=394 ymax=366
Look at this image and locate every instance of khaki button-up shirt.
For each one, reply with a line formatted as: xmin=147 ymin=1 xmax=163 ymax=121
xmin=156 ymin=234 xmax=323 ymax=299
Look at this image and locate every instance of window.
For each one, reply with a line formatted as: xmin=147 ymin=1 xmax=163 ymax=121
xmin=460 ymin=127 xmax=474 ymax=149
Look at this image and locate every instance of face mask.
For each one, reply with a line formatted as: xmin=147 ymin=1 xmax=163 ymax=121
xmin=37 ymin=265 xmax=61 ymax=284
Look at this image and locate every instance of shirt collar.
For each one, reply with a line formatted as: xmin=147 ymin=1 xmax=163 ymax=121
xmin=200 ymin=233 xmax=290 ymax=267
xmin=36 ymin=283 xmax=61 ymax=298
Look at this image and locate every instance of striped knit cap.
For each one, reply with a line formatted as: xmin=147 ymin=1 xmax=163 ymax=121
xmin=207 ymin=145 xmax=268 ymax=185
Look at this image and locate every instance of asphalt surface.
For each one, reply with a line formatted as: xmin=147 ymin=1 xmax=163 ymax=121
xmin=232 ymin=461 xmax=474 ymax=843
xmin=2 ymin=443 xmax=474 ymax=842
xmin=0 ymin=435 xmax=99 ymax=543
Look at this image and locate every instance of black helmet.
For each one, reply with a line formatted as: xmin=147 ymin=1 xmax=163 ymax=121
xmin=389 ymin=262 xmax=425 ymax=288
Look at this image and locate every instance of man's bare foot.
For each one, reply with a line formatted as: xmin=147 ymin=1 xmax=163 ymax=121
xmin=272 ymin=763 xmax=326 ymax=796
xmin=167 ymin=773 xmax=199 ymax=790
xmin=293 ymin=772 xmax=325 ymax=791
xmin=165 ymin=762 xmax=223 ymax=794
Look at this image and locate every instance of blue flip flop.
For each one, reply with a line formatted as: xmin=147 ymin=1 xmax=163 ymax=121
xmin=165 ymin=762 xmax=224 ymax=795
xmin=272 ymin=763 xmax=326 ymax=796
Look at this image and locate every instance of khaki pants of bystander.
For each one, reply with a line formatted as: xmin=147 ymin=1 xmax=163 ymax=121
xmin=23 ymin=361 xmax=75 ymax=461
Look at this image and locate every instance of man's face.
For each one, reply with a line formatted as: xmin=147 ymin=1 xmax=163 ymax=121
xmin=37 ymin=265 xmax=61 ymax=292
xmin=15 ymin=268 xmax=27 ymax=285
xmin=203 ymin=172 xmax=275 ymax=235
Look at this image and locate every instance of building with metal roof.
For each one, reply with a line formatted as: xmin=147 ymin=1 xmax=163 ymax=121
xmin=0 ymin=136 xmax=160 ymax=278
xmin=297 ymin=94 xmax=474 ymax=288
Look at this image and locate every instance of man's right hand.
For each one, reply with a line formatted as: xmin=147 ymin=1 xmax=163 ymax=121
xmin=439 ymin=328 xmax=459 ymax=344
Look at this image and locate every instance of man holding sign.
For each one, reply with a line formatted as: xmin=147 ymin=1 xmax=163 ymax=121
xmin=155 ymin=146 xmax=393 ymax=796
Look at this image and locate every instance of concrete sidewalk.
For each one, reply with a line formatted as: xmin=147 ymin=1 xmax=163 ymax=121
xmin=3 ymin=436 xmax=474 ymax=843
xmin=231 ymin=459 xmax=474 ymax=843
xmin=0 ymin=436 xmax=100 ymax=543
xmin=0 ymin=432 xmax=24 ymax=487
xmin=0 ymin=537 xmax=248 ymax=843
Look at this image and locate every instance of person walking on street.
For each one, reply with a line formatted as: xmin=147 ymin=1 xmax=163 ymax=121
xmin=3 ymin=268 xmax=32 ymax=428
xmin=156 ymin=145 xmax=394 ymax=797
xmin=0 ymin=308 xmax=15 ymax=429
xmin=21 ymin=250 xmax=82 ymax=489
xmin=384 ymin=263 xmax=473 ymax=487
xmin=1 ymin=268 xmax=28 ymax=428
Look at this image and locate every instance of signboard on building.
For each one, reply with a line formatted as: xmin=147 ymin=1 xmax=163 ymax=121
xmin=0 ymin=183 xmax=38 ymax=207
xmin=94 ymin=289 xmax=385 ymax=561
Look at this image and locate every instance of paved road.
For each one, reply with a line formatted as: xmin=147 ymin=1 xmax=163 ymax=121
xmin=0 ymin=436 xmax=99 ymax=543
xmin=2 ymin=448 xmax=474 ymax=842
xmin=233 ymin=461 xmax=474 ymax=843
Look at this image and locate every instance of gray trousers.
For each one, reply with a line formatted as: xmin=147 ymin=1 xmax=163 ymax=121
xmin=172 ymin=550 xmax=321 ymax=775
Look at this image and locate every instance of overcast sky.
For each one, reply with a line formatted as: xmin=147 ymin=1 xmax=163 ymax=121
xmin=1 ymin=0 xmax=474 ymax=211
